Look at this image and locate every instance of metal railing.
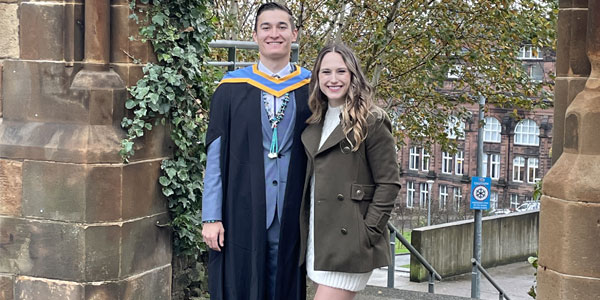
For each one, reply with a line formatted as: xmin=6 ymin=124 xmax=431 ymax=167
xmin=387 ymin=222 xmax=442 ymax=293
xmin=207 ymin=40 xmax=300 ymax=70
xmin=471 ymin=258 xmax=512 ymax=300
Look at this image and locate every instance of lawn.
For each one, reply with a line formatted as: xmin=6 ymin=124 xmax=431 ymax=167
xmin=394 ymin=230 xmax=412 ymax=254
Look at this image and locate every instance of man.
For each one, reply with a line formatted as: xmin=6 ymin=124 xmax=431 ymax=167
xmin=201 ymin=3 xmax=311 ymax=300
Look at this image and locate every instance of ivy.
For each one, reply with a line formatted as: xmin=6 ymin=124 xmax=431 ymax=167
xmin=122 ymin=0 xmax=217 ymax=257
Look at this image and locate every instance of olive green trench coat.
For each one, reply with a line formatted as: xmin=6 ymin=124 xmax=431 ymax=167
xmin=299 ymin=108 xmax=401 ymax=273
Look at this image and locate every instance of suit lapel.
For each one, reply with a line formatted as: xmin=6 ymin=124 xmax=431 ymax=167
xmin=301 ymin=122 xmax=322 ymax=157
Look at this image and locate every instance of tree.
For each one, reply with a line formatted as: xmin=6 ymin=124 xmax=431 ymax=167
xmin=210 ymin=0 xmax=557 ymax=151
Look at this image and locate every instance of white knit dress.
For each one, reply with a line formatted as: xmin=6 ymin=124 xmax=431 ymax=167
xmin=306 ymin=104 xmax=373 ymax=291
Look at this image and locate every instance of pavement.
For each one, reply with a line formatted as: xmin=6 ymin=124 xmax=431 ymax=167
xmin=363 ymin=254 xmax=536 ymax=300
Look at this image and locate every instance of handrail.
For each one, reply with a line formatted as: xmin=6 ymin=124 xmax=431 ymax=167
xmin=207 ymin=39 xmax=300 ymax=70
xmin=387 ymin=222 xmax=442 ymax=293
xmin=471 ymin=258 xmax=512 ymax=300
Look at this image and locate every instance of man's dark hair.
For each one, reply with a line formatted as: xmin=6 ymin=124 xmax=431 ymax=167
xmin=254 ymin=2 xmax=295 ymax=31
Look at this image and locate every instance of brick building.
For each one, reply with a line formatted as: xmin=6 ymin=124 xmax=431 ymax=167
xmin=395 ymin=45 xmax=555 ymax=228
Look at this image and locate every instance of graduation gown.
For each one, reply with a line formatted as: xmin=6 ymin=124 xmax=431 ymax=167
xmin=205 ymin=65 xmax=311 ymax=300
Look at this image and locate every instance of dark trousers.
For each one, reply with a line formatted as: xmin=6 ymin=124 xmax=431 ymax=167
xmin=266 ymin=215 xmax=280 ymax=300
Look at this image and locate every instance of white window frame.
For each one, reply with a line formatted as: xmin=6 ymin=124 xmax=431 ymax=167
xmin=409 ymin=147 xmax=420 ymax=170
xmin=490 ymin=191 xmax=498 ymax=210
xmin=518 ymin=45 xmax=543 ymax=60
xmin=421 ymin=148 xmax=430 ymax=172
xmin=406 ymin=181 xmax=415 ymax=208
xmin=442 ymin=151 xmax=453 ymax=174
xmin=510 ymin=194 xmax=520 ymax=210
xmin=455 ymin=151 xmax=464 ymax=175
xmin=513 ymin=156 xmax=525 ymax=182
xmin=490 ymin=154 xmax=500 ymax=180
xmin=419 ymin=183 xmax=429 ymax=208
xmin=453 ymin=187 xmax=462 ymax=211
xmin=515 ymin=119 xmax=540 ymax=146
xmin=527 ymin=158 xmax=540 ymax=184
xmin=447 ymin=64 xmax=464 ymax=79
xmin=483 ymin=117 xmax=501 ymax=143
xmin=446 ymin=116 xmax=466 ymax=140
xmin=525 ymin=63 xmax=544 ymax=82
xmin=439 ymin=184 xmax=448 ymax=210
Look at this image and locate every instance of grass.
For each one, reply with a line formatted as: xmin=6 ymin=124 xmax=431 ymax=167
xmin=394 ymin=230 xmax=412 ymax=254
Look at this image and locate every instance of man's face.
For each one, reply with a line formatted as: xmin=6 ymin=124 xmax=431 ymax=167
xmin=253 ymin=9 xmax=298 ymax=63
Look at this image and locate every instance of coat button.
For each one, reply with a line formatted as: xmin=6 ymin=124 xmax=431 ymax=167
xmin=337 ymin=194 xmax=344 ymax=201
xmin=342 ymin=146 xmax=351 ymax=153
xmin=272 ymin=180 xmax=278 ymax=186
xmin=341 ymin=228 xmax=348 ymax=235
xmin=356 ymin=189 xmax=362 ymax=195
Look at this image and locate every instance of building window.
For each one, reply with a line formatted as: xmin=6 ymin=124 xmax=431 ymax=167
xmin=527 ymin=158 xmax=540 ymax=184
xmin=447 ymin=64 xmax=463 ymax=79
xmin=514 ymin=119 xmax=540 ymax=146
xmin=490 ymin=191 xmax=498 ymax=210
xmin=524 ymin=63 xmax=544 ymax=82
xmin=510 ymin=194 xmax=520 ymax=210
xmin=455 ymin=151 xmax=464 ymax=175
xmin=442 ymin=151 xmax=453 ymax=174
xmin=483 ymin=117 xmax=501 ymax=143
xmin=409 ymin=147 xmax=420 ymax=170
xmin=419 ymin=183 xmax=429 ymax=208
xmin=490 ymin=154 xmax=500 ymax=180
xmin=518 ymin=45 xmax=543 ymax=60
xmin=422 ymin=148 xmax=430 ymax=172
xmin=439 ymin=184 xmax=448 ymax=210
xmin=446 ymin=116 xmax=466 ymax=140
xmin=406 ymin=181 xmax=415 ymax=208
xmin=513 ymin=156 xmax=525 ymax=182
xmin=453 ymin=187 xmax=462 ymax=211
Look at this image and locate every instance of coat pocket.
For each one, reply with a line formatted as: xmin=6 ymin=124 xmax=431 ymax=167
xmin=350 ymin=183 xmax=375 ymax=201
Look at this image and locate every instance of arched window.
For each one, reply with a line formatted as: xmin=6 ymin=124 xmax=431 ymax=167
xmin=514 ymin=119 xmax=539 ymax=146
xmin=446 ymin=116 xmax=465 ymax=140
xmin=483 ymin=117 xmax=501 ymax=143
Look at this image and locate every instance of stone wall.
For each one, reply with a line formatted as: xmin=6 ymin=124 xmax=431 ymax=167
xmin=0 ymin=1 xmax=173 ymax=299
xmin=410 ymin=211 xmax=539 ymax=282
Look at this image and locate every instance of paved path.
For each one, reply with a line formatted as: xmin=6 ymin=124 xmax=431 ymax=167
xmin=366 ymin=254 xmax=536 ymax=300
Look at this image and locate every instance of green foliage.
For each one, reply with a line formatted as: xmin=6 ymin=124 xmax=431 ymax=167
xmin=528 ymin=255 xmax=539 ymax=298
xmin=121 ymin=0 xmax=216 ymax=256
xmin=211 ymin=0 xmax=557 ymax=152
xmin=394 ymin=230 xmax=412 ymax=254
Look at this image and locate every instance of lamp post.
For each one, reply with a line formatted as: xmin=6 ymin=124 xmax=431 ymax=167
xmin=426 ymin=179 xmax=434 ymax=226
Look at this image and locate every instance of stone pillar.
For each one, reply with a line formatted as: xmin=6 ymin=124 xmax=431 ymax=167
xmin=538 ymin=0 xmax=600 ymax=299
xmin=0 ymin=1 xmax=172 ymax=299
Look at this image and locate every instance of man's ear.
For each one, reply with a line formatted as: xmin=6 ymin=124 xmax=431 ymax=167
xmin=252 ymin=31 xmax=258 ymax=43
xmin=292 ymin=28 xmax=298 ymax=43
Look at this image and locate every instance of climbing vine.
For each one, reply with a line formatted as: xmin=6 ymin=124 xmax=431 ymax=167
xmin=121 ymin=0 xmax=217 ymax=256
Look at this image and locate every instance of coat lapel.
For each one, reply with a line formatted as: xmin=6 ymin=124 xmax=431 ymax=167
xmin=316 ymin=124 xmax=345 ymax=156
xmin=301 ymin=122 xmax=322 ymax=157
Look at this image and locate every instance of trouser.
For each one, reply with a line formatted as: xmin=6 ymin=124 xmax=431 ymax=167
xmin=266 ymin=214 xmax=280 ymax=300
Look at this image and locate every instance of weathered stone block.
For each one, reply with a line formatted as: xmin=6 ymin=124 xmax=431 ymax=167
xmin=111 ymin=4 xmax=133 ymax=64
xmin=543 ymin=152 xmax=600 ymax=202
xmin=84 ymin=280 xmax=122 ymax=300
xmin=539 ymin=195 xmax=600 ymax=278
xmin=0 ymin=3 xmax=19 ymax=59
xmin=22 ymin=161 xmax=86 ymax=221
xmin=15 ymin=276 xmax=84 ymax=300
xmin=569 ymin=9 xmax=590 ymax=76
xmin=0 ymin=217 xmax=85 ymax=280
xmin=84 ymin=225 xmax=120 ymax=281
xmin=556 ymin=9 xmax=571 ymax=77
xmin=122 ymin=159 xmax=167 ymax=220
xmin=85 ymin=165 xmax=123 ymax=222
xmin=537 ymin=267 xmax=600 ymax=300
xmin=559 ymin=0 xmax=589 ymax=8
xmin=0 ymin=159 xmax=22 ymax=216
xmin=119 ymin=264 xmax=172 ymax=300
xmin=2 ymin=60 xmax=90 ymax=123
xmin=120 ymin=214 xmax=171 ymax=277
xmin=0 ymin=274 xmax=13 ymax=300
xmin=20 ymin=3 xmax=66 ymax=61
xmin=89 ymin=89 xmax=116 ymax=125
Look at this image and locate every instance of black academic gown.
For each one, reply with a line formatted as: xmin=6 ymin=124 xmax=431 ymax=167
xmin=205 ymin=82 xmax=310 ymax=300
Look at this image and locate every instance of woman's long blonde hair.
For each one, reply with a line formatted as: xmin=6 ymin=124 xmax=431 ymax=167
xmin=307 ymin=43 xmax=375 ymax=151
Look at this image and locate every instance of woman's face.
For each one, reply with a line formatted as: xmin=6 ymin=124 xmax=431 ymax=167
xmin=318 ymin=52 xmax=351 ymax=107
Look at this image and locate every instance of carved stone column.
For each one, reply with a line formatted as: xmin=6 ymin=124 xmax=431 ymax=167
xmin=538 ymin=0 xmax=600 ymax=298
xmin=0 ymin=1 xmax=172 ymax=299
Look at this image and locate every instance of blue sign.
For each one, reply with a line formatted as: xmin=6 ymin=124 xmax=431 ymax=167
xmin=470 ymin=176 xmax=491 ymax=210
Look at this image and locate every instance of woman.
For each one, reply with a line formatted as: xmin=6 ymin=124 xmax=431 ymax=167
xmin=299 ymin=43 xmax=401 ymax=300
